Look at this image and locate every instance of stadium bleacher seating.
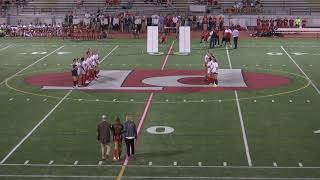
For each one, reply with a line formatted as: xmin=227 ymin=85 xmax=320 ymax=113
xmin=1 ymin=0 xmax=320 ymax=17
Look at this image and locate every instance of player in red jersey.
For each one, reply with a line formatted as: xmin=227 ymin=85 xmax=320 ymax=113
xmin=111 ymin=117 xmax=124 ymax=161
xmin=200 ymin=30 xmax=210 ymax=43
xmin=160 ymin=33 xmax=167 ymax=44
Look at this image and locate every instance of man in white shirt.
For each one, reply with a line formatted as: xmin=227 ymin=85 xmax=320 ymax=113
xmin=232 ymin=28 xmax=239 ymax=49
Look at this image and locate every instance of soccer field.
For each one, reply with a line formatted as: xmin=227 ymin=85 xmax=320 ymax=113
xmin=0 ymin=37 xmax=320 ymax=180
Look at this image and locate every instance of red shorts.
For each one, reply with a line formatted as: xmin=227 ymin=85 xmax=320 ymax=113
xmin=113 ymin=135 xmax=123 ymax=143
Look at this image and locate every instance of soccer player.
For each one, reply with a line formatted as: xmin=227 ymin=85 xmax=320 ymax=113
xmin=160 ymin=33 xmax=167 ymax=44
xmin=71 ymin=59 xmax=79 ymax=88
xmin=92 ymin=51 xmax=100 ymax=78
xmin=200 ymin=30 xmax=210 ymax=43
xmin=211 ymin=57 xmax=219 ymax=86
xmin=80 ymin=57 xmax=88 ymax=86
xmin=204 ymin=52 xmax=211 ymax=79
xmin=224 ymin=27 xmax=232 ymax=47
xmin=111 ymin=117 xmax=124 ymax=161
xmin=206 ymin=57 xmax=214 ymax=83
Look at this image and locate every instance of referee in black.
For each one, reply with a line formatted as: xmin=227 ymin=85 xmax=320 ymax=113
xmin=232 ymin=27 xmax=239 ymax=49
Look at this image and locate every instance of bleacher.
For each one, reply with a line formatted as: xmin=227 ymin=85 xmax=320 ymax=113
xmin=15 ymin=0 xmax=191 ymax=15
xmin=218 ymin=0 xmax=320 ymax=15
xmin=2 ymin=0 xmax=320 ymax=16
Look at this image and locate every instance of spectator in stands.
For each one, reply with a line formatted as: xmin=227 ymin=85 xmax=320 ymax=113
xmin=134 ymin=15 xmax=142 ymax=35
xmin=172 ymin=15 xmax=178 ymax=32
xmin=295 ymin=17 xmax=301 ymax=28
xmin=151 ymin=14 xmax=159 ymax=26
xmin=113 ymin=15 xmax=120 ymax=31
xmin=159 ymin=14 xmax=164 ymax=32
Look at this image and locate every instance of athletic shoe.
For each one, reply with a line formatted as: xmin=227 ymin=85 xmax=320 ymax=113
xmin=213 ymin=84 xmax=218 ymax=87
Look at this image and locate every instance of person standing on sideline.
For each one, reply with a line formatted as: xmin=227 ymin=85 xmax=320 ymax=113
xmin=123 ymin=114 xmax=137 ymax=158
xmin=232 ymin=28 xmax=239 ymax=49
xmin=97 ymin=115 xmax=111 ymax=160
xmin=111 ymin=117 xmax=124 ymax=161
xmin=209 ymin=29 xmax=218 ymax=48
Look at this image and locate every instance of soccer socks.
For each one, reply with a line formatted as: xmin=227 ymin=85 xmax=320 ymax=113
xmin=113 ymin=147 xmax=117 ymax=160
xmin=113 ymin=143 xmax=122 ymax=160
xmin=118 ymin=145 xmax=122 ymax=159
xmin=214 ymin=79 xmax=218 ymax=85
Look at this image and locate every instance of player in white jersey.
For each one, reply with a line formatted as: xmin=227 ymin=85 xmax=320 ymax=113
xmin=206 ymin=57 xmax=214 ymax=83
xmin=86 ymin=54 xmax=95 ymax=82
xmin=211 ymin=58 xmax=219 ymax=87
xmin=204 ymin=52 xmax=210 ymax=67
xmin=204 ymin=52 xmax=212 ymax=80
xmin=80 ymin=57 xmax=88 ymax=86
xmin=92 ymin=51 xmax=100 ymax=78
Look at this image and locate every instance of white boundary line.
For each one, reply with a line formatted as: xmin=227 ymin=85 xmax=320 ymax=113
xmin=0 ymin=46 xmax=64 ymax=86
xmin=1 ymin=163 xmax=320 ymax=169
xmin=122 ymin=41 xmax=175 ymax=166
xmin=0 ymin=175 xmax=319 ymax=180
xmin=226 ymin=46 xmax=252 ymax=167
xmin=0 ymin=90 xmax=73 ymax=164
xmin=280 ymin=46 xmax=320 ymax=95
xmin=100 ymin=45 xmax=119 ymax=63
xmin=0 ymin=45 xmax=119 ymax=164
xmin=160 ymin=41 xmax=175 ymax=70
xmin=0 ymin=45 xmax=12 ymax=51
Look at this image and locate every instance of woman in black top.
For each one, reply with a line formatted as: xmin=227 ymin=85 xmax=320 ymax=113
xmin=71 ymin=59 xmax=79 ymax=87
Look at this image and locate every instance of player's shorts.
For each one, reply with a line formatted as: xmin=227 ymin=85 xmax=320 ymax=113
xmin=71 ymin=70 xmax=78 ymax=77
xmin=113 ymin=135 xmax=123 ymax=143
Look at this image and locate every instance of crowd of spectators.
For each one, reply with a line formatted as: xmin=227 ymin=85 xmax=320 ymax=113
xmin=253 ymin=16 xmax=307 ymax=37
xmin=0 ymin=0 xmax=27 ymax=7
xmin=0 ymin=12 xmax=225 ymax=39
xmin=224 ymin=0 xmax=262 ymax=14
xmin=0 ymin=23 xmax=64 ymax=37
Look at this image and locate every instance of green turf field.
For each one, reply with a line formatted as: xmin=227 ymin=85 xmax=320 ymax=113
xmin=0 ymin=37 xmax=320 ymax=180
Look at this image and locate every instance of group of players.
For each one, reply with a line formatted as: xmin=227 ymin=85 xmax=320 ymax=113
xmin=71 ymin=49 xmax=100 ymax=87
xmin=204 ymin=52 xmax=219 ymax=86
xmin=64 ymin=25 xmax=104 ymax=40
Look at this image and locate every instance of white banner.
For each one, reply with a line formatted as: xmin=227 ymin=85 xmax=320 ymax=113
xmin=147 ymin=26 xmax=159 ymax=54
xmin=179 ymin=26 xmax=191 ymax=54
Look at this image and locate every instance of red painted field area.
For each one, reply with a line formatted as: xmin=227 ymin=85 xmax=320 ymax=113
xmin=26 ymin=69 xmax=291 ymax=93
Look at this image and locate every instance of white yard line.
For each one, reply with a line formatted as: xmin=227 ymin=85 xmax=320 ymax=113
xmin=0 ymin=90 xmax=73 ymax=164
xmin=0 ymin=46 xmax=64 ymax=86
xmin=280 ymin=46 xmax=320 ymax=95
xmin=160 ymin=41 xmax=175 ymax=70
xmin=0 ymin=175 xmax=319 ymax=180
xmin=123 ymin=41 xmax=175 ymax=166
xmin=0 ymin=45 xmax=12 ymax=51
xmin=1 ymin=163 xmax=320 ymax=169
xmin=100 ymin=45 xmax=119 ymax=63
xmin=226 ymin=46 xmax=252 ymax=167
